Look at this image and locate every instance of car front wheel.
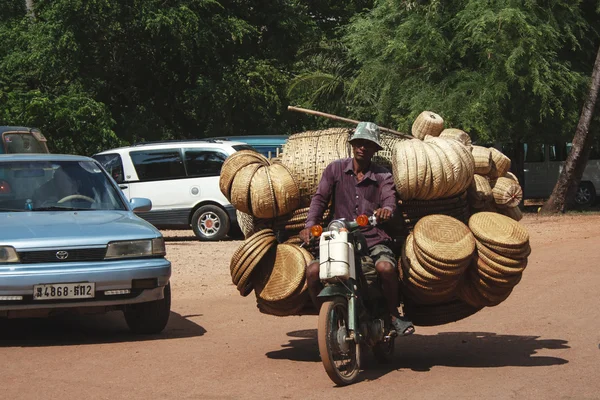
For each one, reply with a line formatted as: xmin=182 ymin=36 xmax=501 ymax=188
xmin=124 ymin=283 xmax=171 ymax=334
xmin=191 ymin=205 xmax=230 ymax=241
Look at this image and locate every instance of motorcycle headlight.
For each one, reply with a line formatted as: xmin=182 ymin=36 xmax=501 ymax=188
xmin=327 ymin=220 xmax=348 ymax=233
xmin=0 ymin=246 xmax=19 ymax=263
xmin=105 ymin=238 xmax=166 ymax=259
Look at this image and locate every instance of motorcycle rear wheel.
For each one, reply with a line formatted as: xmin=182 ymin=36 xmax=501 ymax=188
xmin=318 ymin=296 xmax=361 ymax=386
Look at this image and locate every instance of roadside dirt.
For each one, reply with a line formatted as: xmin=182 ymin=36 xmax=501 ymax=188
xmin=1 ymin=213 xmax=599 ymax=399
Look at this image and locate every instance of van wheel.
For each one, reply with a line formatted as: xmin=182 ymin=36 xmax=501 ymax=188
xmin=192 ymin=205 xmax=230 ymax=241
xmin=574 ymin=182 xmax=596 ymax=208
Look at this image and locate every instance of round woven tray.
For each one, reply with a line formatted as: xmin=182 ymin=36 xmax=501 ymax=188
xmin=236 ymin=237 xmax=278 ymax=295
xmin=230 ymin=229 xmax=274 ymax=275
xmin=413 ymin=214 xmax=475 ymax=263
xmin=231 ymin=230 xmax=276 ymax=282
xmin=476 ymin=247 xmax=527 ymax=276
xmin=476 ymin=240 xmax=529 ymax=266
xmin=255 ymin=244 xmax=306 ymax=302
xmin=475 ymin=257 xmax=523 ymax=286
xmin=250 ymin=165 xmax=277 ymax=218
xmin=230 ymin=163 xmax=262 ymax=214
xmin=468 ymin=212 xmax=529 ymax=248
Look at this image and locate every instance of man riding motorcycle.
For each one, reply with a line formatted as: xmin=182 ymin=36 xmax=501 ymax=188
xmin=299 ymin=121 xmax=415 ymax=336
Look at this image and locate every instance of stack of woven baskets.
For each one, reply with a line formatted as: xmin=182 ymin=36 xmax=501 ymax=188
xmin=221 ymin=109 xmax=531 ymax=324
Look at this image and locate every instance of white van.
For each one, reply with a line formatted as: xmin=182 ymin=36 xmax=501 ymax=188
xmin=93 ymin=139 xmax=254 ymax=240
xmin=501 ymin=139 xmax=600 ymax=207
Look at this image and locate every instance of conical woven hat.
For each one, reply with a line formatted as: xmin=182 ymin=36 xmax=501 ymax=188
xmin=492 ymin=177 xmax=523 ymax=208
xmin=230 ymin=163 xmax=262 ymax=214
xmin=468 ymin=212 xmax=529 ymax=248
xmin=250 ymin=165 xmax=277 ymax=219
xmin=220 ymin=150 xmax=269 ymax=198
xmin=413 ymin=214 xmax=476 ymax=263
xmin=255 ymin=244 xmax=306 ymax=302
xmin=269 ymin=163 xmax=300 ymax=216
xmin=439 ymin=128 xmax=472 ymax=148
xmin=412 ymin=111 xmax=444 ymax=140
xmin=471 ymin=146 xmax=492 ymax=175
xmin=236 ymin=236 xmax=278 ymax=293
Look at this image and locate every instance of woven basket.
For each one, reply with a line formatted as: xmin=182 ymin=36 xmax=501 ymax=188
xmin=269 ymin=163 xmax=300 ymax=216
xmin=468 ymin=174 xmax=493 ymax=206
xmin=500 ymin=205 xmax=523 ymax=221
xmin=236 ymin=237 xmax=278 ymax=295
xmin=428 ymin=139 xmax=456 ymax=198
xmin=281 ymin=128 xmax=352 ymax=207
xmin=392 ymin=140 xmax=411 ymax=199
xmin=249 ymin=165 xmax=277 ymax=218
xmin=468 ymin=212 xmax=529 ymax=249
xmin=491 ymin=177 xmax=523 ymax=208
xmin=254 ymin=243 xmax=306 ymax=302
xmin=372 ymin=130 xmax=412 ymax=170
xmin=421 ymin=141 xmax=445 ymax=200
xmin=412 ymin=111 xmax=444 ymax=140
xmin=439 ymin=128 xmax=472 ymax=149
xmin=230 ymin=163 xmax=262 ymax=214
xmin=220 ymin=150 xmax=270 ymax=199
xmin=471 ymin=146 xmax=492 ymax=175
xmin=230 ymin=229 xmax=276 ymax=280
xmin=488 ymin=148 xmax=511 ymax=179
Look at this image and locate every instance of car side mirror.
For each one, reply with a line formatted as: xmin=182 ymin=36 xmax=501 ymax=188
xmin=130 ymin=197 xmax=152 ymax=212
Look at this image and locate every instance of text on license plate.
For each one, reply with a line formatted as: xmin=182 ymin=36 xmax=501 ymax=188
xmin=33 ymin=283 xmax=95 ymax=300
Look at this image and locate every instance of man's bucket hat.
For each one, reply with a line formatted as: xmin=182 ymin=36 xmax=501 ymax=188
xmin=349 ymin=121 xmax=383 ymax=151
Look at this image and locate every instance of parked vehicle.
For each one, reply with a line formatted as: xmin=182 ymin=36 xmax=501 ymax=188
xmin=500 ymin=139 xmax=600 ymax=207
xmin=93 ymin=139 xmax=254 ymax=240
xmin=0 ymin=126 xmax=50 ymax=154
xmin=0 ymin=154 xmax=171 ymax=334
xmin=311 ymin=214 xmax=396 ymax=386
xmin=207 ymin=135 xmax=288 ymax=158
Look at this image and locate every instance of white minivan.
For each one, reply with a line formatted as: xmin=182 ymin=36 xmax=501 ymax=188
xmin=93 ymin=139 xmax=254 ymax=240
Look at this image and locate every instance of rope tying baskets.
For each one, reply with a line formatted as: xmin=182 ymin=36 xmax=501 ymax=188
xmin=411 ymin=111 xmax=444 ymax=140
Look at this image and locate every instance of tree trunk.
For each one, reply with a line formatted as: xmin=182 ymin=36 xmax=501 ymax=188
xmin=25 ymin=0 xmax=35 ymax=19
xmin=540 ymin=45 xmax=600 ymax=214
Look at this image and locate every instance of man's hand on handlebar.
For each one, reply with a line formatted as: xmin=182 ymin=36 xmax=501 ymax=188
xmin=300 ymin=227 xmax=311 ymax=244
xmin=373 ymin=208 xmax=392 ymax=223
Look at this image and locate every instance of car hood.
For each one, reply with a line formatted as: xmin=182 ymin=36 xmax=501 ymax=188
xmin=0 ymin=211 xmax=162 ymax=250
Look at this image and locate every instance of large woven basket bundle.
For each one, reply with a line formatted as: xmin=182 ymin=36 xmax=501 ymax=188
xmin=392 ymin=137 xmax=474 ymax=201
xmin=281 ymin=128 xmax=352 ymax=207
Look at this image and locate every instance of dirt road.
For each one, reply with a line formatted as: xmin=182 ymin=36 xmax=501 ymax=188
xmin=2 ymin=214 xmax=599 ymax=399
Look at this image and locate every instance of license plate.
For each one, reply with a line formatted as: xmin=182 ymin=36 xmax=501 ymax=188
xmin=33 ymin=283 xmax=95 ymax=300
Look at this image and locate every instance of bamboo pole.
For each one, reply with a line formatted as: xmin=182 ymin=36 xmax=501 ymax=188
xmin=287 ymin=105 xmax=412 ymax=139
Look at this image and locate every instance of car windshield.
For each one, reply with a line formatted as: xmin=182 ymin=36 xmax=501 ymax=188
xmin=0 ymin=160 xmax=127 ymax=212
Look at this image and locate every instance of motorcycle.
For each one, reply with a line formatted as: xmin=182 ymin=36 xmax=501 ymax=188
xmin=309 ymin=214 xmax=397 ymax=386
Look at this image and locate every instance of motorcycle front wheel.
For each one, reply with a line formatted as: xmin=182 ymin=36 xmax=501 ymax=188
xmin=317 ymin=296 xmax=361 ymax=386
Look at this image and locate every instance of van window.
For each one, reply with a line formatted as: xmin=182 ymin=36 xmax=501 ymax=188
xmin=549 ymin=143 xmax=569 ymax=162
xmin=183 ymin=149 xmax=227 ymax=177
xmin=93 ymin=153 xmax=125 ymax=183
xmin=524 ymin=143 xmax=545 ymax=162
xmin=130 ymin=150 xmax=185 ymax=181
xmin=2 ymin=132 xmax=49 ymax=154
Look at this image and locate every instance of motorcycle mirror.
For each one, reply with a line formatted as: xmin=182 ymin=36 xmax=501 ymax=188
xmin=311 ymin=225 xmax=323 ymax=237
xmin=356 ymin=214 xmax=369 ymax=227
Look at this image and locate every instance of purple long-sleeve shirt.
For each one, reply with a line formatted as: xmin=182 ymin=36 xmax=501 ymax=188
xmin=305 ymin=158 xmax=396 ymax=248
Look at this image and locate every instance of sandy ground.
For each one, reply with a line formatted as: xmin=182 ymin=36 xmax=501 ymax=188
xmin=1 ymin=213 xmax=599 ymax=399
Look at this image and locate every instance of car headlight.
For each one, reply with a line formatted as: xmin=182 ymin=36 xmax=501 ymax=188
xmin=105 ymin=238 xmax=166 ymax=259
xmin=0 ymin=246 xmax=19 ymax=263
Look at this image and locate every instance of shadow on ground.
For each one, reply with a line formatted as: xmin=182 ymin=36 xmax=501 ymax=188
xmin=0 ymin=311 xmax=206 ymax=347
xmin=267 ymin=329 xmax=569 ymax=374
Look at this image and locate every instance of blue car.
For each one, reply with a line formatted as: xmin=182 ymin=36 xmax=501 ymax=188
xmin=0 ymin=154 xmax=172 ymax=334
